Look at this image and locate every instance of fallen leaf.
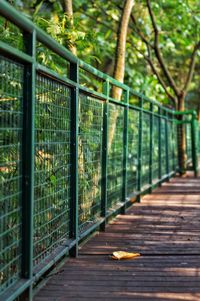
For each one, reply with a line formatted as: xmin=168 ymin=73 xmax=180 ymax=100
xmin=112 ymin=251 xmax=140 ymax=260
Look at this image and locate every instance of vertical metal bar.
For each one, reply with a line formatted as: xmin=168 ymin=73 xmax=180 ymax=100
xmin=198 ymin=124 xmax=199 ymax=156
xmin=100 ymin=80 xmax=109 ymax=231
xmin=21 ymin=30 xmax=36 ymax=300
xmin=191 ymin=115 xmax=198 ymax=177
xmin=158 ymin=107 xmax=162 ymax=184
xmin=149 ymin=103 xmax=153 ymax=192
xmin=172 ymin=121 xmax=176 ymax=172
xmin=176 ymin=119 xmax=181 ymax=174
xmin=177 ymin=115 xmax=185 ymax=175
xmin=121 ymin=89 xmax=129 ymax=214
xmin=185 ymin=123 xmax=188 ymax=160
xmin=137 ymin=97 xmax=143 ymax=202
xmin=69 ymin=62 xmax=79 ymax=257
xmin=165 ymin=113 xmax=169 ymax=179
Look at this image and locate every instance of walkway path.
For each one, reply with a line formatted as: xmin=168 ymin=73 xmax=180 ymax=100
xmin=34 ymin=172 xmax=200 ymax=301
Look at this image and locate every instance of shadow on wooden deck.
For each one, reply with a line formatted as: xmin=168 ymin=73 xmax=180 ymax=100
xmin=34 ymin=172 xmax=200 ymax=301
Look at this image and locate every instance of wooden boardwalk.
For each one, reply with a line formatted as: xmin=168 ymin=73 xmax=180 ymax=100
xmin=34 ymin=173 xmax=200 ymax=301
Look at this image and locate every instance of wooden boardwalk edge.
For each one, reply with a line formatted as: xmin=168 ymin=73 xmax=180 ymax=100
xmin=34 ymin=172 xmax=200 ymax=301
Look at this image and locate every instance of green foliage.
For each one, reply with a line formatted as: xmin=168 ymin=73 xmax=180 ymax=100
xmin=9 ymin=0 xmax=200 ymax=107
xmin=130 ymin=0 xmax=200 ymax=104
xmin=0 ymin=15 xmax=24 ymax=50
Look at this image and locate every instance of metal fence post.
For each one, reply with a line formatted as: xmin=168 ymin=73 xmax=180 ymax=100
xmin=158 ymin=107 xmax=162 ymax=185
xmin=165 ymin=113 xmax=169 ymax=179
xmin=191 ymin=114 xmax=198 ymax=177
xmin=69 ymin=61 xmax=79 ymax=257
xmin=172 ymin=120 xmax=177 ymax=172
xmin=149 ymin=103 xmax=153 ymax=192
xmin=21 ymin=30 xmax=36 ymax=300
xmin=137 ymin=97 xmax=143 ymax=202
xmin=100 ymin=80 xmax=109 ymax=231
xmin=121 ymin=89 xmax=129 ymax=214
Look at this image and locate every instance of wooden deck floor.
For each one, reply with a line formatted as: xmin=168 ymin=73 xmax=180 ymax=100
xmin=34 ymin=173 xmax=200 ymax=301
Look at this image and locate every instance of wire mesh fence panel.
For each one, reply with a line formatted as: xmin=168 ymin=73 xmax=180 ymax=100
xmin=78 ymin=94 xmax=103 ymax=233
xmin=197 ymin=122 xmax=200 ymax=166
xmin=198 ymin=126 xmax=200 ymax=155
xmin=107 ymin=104 xmax=124 ymax=210
xmin=0 ymin=56 xmax=23 ymax=293
xmin=33 ymin=74 xmax=71 ymax=267
xmin=186 ymin=123 xmax=192 ymax=163
xmin=173 ymin=122 xmax=178 ymax=169
xmin=177 ymin=118 xmax=190 ymax=170
xmin=168 ymin=121 xmax=174 ymax=173
xmin=160 ymin=118 xmax=167 ymax=177
xmin=152 ymin=116 xmax=159 ymax=182
xmin=141 ymin=112 xmax=150 ymax=189
xmin=127 ymin=108 xmax=139 ymax=196
xmin=177 ymin=123 xmax=182 ymax=169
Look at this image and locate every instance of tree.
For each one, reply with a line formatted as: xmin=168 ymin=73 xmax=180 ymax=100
xmin=128 ymin=0 xmax=200 ymax=171
xmin=113 ymin=0 xmax=134 ymax=96
xmin=62 ymin=0 xmax=77 ymax=55
xmin=108 ymin=0 xmax=134 ymax=152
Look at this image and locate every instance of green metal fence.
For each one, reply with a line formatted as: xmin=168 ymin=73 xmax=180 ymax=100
xmin=0 ymin=2 xmax=199 ymax=300
xmin=186 ymin=123 xmax=192 ymax=163
xmin=198 ymin=125 xmax=200 ymax=153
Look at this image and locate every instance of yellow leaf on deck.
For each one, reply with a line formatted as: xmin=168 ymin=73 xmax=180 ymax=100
xmin=112 ymin=251 xmax=140 ymax=260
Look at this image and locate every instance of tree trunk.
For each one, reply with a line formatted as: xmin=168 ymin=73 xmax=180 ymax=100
xmin=177 ymin=93 xmax=187 ymax=174
xmin=113 ymin=0 xmax=134 ymax=96
xmin=103 ymin=58 xmax=114 ymax=76
xmin=108 ymin=0 xmax=134 ymax=153
xmin=63 ymin=0 xmax=77 ymax=55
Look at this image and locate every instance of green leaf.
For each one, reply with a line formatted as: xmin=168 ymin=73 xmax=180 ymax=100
xmin=50 ymin=175 xmax=57 ymax=186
